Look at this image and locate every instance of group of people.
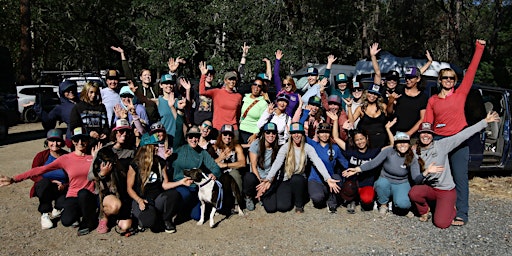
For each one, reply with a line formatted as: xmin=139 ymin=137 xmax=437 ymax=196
xmin=0 ymin=39 xmax=494 ymax=235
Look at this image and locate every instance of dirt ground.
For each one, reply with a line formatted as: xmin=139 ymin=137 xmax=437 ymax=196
xmin=0 ymin=123 xmax=511 ymax=255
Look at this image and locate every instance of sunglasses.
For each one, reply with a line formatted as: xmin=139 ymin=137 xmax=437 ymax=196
xmin=252 ymin=83 xmax=263 ymax=88
xmin=441 ymin=76 xmax=455 ymax=81
xmin=264 ymin=131 xmax=277 ymax=135
xmin=187 ymin=134 xmax=201 ymax=139
xmin=222 ymin=132 xmax=233 ymax=137
xmin=352 ymin=88 xmax=363 ymax=92
xmin=120 ymin=94 xmax=134 ymax=98
xmin=283 ymin=83 xmax=292 ymax=87
xmin=227 ymin=77 xmax=238 ymax=81
xmin=201 ymin=123 xmax=213 ymax=129
xmin=405 ymin=76 xmax=417 ymax=80
xmin=117 ymin=129 xmax=130 ymax=134
xmin=72 ymin=137 xmax=89 ymax=143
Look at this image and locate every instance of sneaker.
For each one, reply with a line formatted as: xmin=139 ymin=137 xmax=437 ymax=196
xmin=406 ymin=211 xmax=415 ymax=218
xmin=97 ymin=219 xmax=109 ymax=234
xmin=327 ymin=206 xmax=337 ymax=214
xmin=77 ymin=227 xmax=90 ymax=236
xmin=347 ymin=201 xmax=356 ymax=214
xmin=245 ymin=197 xmax=255 ymax=211
xmin=50 ymin=208 xmax=62 ymax=219
xmin=71 ymin=221 xmax=80 ymax=228
xmin=379 ymin=205 xmax=388 ymax=214
xmin=164 ymin=220 xmax=176 ymax=234
xmin=295 ymin=207 xmax=304 ymax=213
xmin=40 ymin=213 xmax=53 ymax=230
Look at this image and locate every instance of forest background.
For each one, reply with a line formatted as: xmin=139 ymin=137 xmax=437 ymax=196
xmin=1 ymin=0 xmax=511 ymax=89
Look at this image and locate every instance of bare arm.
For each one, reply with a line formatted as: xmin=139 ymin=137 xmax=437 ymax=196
xmin=370 ymin=43 xmax=382 ymax=85
xmin=327 ymin=111 xmax=346 ymax=150
xmin=419 ymin=50 xmax=433 ymax=74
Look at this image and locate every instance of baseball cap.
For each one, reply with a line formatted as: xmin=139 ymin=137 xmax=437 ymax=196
xmin=276 ymin=94 xmax=290 ymax=103
xmin=317 ymin=123 xmax=332 ymax=133
xmin=306 ymin=67 xmax=319 ymax=76
xmin=257 ymin=73 xmax=270 ymax=81
xmin=289 ymin=122 xmax=305 ymax=134
xmin=386 ymin=70 xmax=400 ymax=81
xmin=224 ymin=71 xmax=238 ymax=80
xmin=139 ymin=133 xmax=159 ymax=146
xmin=327 ymin=95 xmax=342 ymax=106
xmin=150 ymin=121 xmax=165 ymax=134
xmin=418 ymin=122 xmax=435 ymax=134
xmin=351 ymin=81 xmax=363 ymax=91
xmin=106 ymin=69 xmax=119 ymax=80
xmin=206 ymin=65 xmax=215 ymax=74
xmin=112 ymin=119 xmax=131 ymax=131
xmin=335 ymin=73 xmax=348 ymax=83
xmin=405 ymin=67 xmax=420 ymax=78
xmin=220 ymin=124 xmax=234 ymax=135
xmin=394 ymin=132 xmax=410 ymax=143
xmin=47 ymin=129 xmax=64 ymax=142
xmin=71 ymin=127 xmax=89 ymax=140
xmin=308 ymin=96 xmax=321 ymax=106
xmin=119 ymin=86 xmax=135 ymax=98
xmin=186 ymin=126 xmax=201 ymax=135
xmin=367 ymin=84 xmax=381 ymax=96
xmin=262 ymin=122 xmax=278 ymax=133
xmin=160 ymin=74 xmax=177 ymax=84
xmin=59 ymin=80 xmax=77 ymax=92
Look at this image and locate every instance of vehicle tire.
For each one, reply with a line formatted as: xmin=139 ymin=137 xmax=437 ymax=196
xmin=23 ymin=107 xmax=39 ymax=123
xmin=0 ymin=118 xmax=7 ymax=141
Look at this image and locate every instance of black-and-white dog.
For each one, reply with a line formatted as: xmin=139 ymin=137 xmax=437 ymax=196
xmin=183 ymin=168 xmax=244 ymax=228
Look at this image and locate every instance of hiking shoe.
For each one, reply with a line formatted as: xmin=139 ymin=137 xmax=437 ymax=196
xmin=347 ymin=201 xmax=356 ymax=214
xmin=71 ymin=221 xmax=80 ymax=228
xmin=327 ymin=206 xmax=337 ymax=214
xmin=379 ymin=205 xmax=388 ymax=214
xmin=295 ymin=207 xmax=304 ymax=213
xmin=41 ymin=213 xmax=53 ymax=230
xmin=245 ymin=197 xmax=255 ymax=211
xmin=406 ymin=211 xmax=415 ymax=218
xmin=50 ymin=208 xmax=62 ymax=219
xmin=97 ymin=219 xmax=109 ymax=234
xmin=164 ymin=220 xmax=176 ymax=234
xmin=77 ymin=227 xmax=90 ymax=236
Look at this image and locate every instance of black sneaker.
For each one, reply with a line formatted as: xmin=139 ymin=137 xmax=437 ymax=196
xmin=328 ymin=206 xmax=337 ymax=214
xmin=77 ymin=227 xmax=90 ymax=236
xmin=164 ymin=220 xmax=176 ymax=234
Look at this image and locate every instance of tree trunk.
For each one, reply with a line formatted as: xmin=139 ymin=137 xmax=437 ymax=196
xmin=20 ymin=0 xmax=32 ymax=85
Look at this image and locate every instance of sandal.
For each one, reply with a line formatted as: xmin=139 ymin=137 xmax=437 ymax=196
xmin=419 ymin=208 xmax=431 ymax=222
xmin=451 ymin=217 xmax=466 ymax=226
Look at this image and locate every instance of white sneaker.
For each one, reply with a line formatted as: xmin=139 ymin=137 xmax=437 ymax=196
xmin=41 ymin=213 xmax=53 ymax=229
xmin=50 ymin=208 xmax=62 ymax=219
xmin=378 ymin=205 xmax=388 ymax=214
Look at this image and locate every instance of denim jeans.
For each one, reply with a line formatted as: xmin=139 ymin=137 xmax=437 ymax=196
xmin=374 ymin=177 xmax=411 ymax=209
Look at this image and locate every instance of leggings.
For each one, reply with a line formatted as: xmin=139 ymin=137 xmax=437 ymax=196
xmin=61 ymin=189 xmax=98 ymax=230
xmin=34 ymin=178 xmax=66 ymax=214
xmin=261 ymin=174 xmax=307 ymax=213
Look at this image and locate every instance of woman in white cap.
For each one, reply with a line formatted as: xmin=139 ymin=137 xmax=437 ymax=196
xmin=256 ymin=122 xmax=340 ymax=213
xmin=343 ymin=131 xmax=425 ymax=216
xmin=410 ymin=111 xmax=499 ymax=228
xmin=0 ymin=127 xmax=101 ymax=236
xmin=257 ymin=94 xmax=291 ymax=145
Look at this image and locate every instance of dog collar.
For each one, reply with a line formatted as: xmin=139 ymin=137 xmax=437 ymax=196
xmin=198 ymin=178 xmax=212 ymax=188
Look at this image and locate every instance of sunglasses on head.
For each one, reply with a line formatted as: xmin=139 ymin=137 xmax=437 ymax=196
xmin=264 ymin=131 xmax=277 ymax=135
xmin=187 ymin=134 xmax=201 ymax=139
xmin=441 ymin=76 xmax=455 ymax=81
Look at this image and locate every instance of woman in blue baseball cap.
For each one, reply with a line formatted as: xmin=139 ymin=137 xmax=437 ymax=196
xmin=256 ymin=122 xmax=340 ymax=213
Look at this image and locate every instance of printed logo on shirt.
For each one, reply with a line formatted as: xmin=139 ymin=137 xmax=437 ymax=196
xmin=349 ymin=156 xmax=371 ymax=166
xmin=147 ymin=172 xmax=158 ymax=183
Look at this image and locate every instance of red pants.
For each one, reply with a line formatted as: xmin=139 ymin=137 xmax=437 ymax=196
xmin=358 ymin=186 xmax=375 ymax=205
xmin=409 ymin=185 xmax=456 ymax=229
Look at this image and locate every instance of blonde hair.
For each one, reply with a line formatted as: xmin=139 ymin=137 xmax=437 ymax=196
xmin=133 ymin=144 xmax=155 ymax=193
xmin=79 ymin=81 xmax=100 ymax=104
xmin=284 ymin=134 xmax=306 ymax=178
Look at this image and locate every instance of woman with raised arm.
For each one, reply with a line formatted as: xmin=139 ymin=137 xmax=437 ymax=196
xmin=0 ymin=128 xmax=100 ymax=236
xmin=274 ymin=50 xmax=302 ymax=117
xmin=410 ymin=111 xmax=499 ymax=228
xmin=256 ymin=94 xmax=291 ymax=146
xmin=423 ymin=39 xmax=486 ymax=226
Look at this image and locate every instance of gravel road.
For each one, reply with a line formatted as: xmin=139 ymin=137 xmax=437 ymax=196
xmin=0 ymin=123 xmax=511 ymax=255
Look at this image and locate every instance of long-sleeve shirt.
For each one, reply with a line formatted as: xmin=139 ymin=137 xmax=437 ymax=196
xmin=424 ymin=42 xmax=485 ymax=136
xmin=274 ymin=59 xmax=301 ymax=117
xmin=199 ymin=74 xmax=242 ymax=130
xmin=306 ymin=137 xmax=348 ymax=183
xmin=418 ymin=119 xmax=487 ymax=190
xmin=266 ymin=142 xmax=332 ymax=182
xmin=360 ymin=147 xmax=422 ymax=184
xmin=69 ymin=101 xmax=110 ymax=137
xmin=14 ymin=153 xmax=95 ymax=198
xmin=100 ymin=87 xmax=121 ymax=126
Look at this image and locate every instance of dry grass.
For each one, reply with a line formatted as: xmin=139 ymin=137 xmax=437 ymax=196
xmin=470 ymin=176 xmax=512 ymax=200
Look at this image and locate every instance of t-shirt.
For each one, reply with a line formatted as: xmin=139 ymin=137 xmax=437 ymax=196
xmin=344 ymin=148 xmax=380 ymax=187
xmin=249 ymin=139 xmax=273 ymax=179
xmin=393 ymin=91 xmax=428 ymax=133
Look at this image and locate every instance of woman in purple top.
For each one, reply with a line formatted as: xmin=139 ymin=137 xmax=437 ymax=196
xmin=274 ymin=50 xmax=301 ymax=117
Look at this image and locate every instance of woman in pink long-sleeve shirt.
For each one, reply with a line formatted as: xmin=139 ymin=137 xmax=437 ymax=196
xmin=423 ymin=39 xmax=486 ymax=226
xmin=1 ymin=127 xmax=100 ymax=236
xmin=198 ymin=62 xmax=242 ymax=134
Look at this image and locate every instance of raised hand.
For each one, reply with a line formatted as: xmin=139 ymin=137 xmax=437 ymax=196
xmin=110 ymin=46 xmax=124 ymax=54
xmin=327 ymin=54 xmax=337 ymax=65
xmin=425 ymin=50 xmax=433 ymax=62
xmin=179 ymin=77 xmax=191 ymax=90
xmin=267 ymin=102 xmax=275 ymax=114
xmin=370 ymin=42 xmax=381 ymax=57
xmin=476 ymin=39 xmax=486 ymax=46
xmin=325 ymin=111 xmax=338 ymax=121
xmin=385 ymin=117 xmax=397 ymax=130
xmin=241 ymin=42 xmax=251 ymax=56
xmin=275 ymin=50 xmax=283 ymax=60
xmin=168 ymin=57 xmax=185 ymax=72
xmin=198 ymin=61 xmax=208 ymax=75
xmin=485 ymin=111 xmax=500 ymax=123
